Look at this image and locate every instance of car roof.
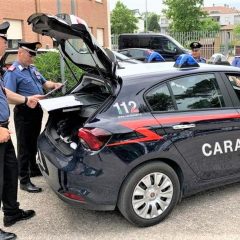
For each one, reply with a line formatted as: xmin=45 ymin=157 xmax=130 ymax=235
xmin=116 ymin=62 xmax=239 ymax=80
xmin=119 ymin=33 xmax=170 ymax=37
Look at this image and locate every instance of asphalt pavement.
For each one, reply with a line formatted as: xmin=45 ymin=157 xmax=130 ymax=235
xmin=2 ymin=105 xmax=240 ymax=240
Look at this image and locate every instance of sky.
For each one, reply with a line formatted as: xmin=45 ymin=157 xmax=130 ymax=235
xmin=109 ymin=0 xmax=240 ymax=13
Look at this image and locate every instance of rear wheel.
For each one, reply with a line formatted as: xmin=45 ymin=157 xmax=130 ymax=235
xmin=117 ymin=162 xmax=180 ymax=227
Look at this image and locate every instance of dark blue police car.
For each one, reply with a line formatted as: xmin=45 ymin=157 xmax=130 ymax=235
xmin=28 ymin=13 xmax=240 ymax=227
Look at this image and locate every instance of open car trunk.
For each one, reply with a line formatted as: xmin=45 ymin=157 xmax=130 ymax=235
xmin=27 ymin=13 xmax=120 ymax=155
xmin=40 ymin=75 xmax=112 ymax=156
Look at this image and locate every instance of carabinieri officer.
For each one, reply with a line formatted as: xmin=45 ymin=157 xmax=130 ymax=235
xmin=189 ymin=41 xmax=206 ymax=63
xmin=0 ymin=22 xmax=41 ymax=240
xmin=4 ymin=41 xmax=62 ymax=193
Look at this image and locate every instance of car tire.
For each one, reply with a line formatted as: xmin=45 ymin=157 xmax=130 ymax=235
xmin=117 ymin=161 xmax=180 ymax=227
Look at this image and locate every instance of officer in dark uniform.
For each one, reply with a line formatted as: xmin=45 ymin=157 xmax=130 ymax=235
xmin=4 ymin=41 xmax=62 ymax=193
xmin=232 ymin=56 xmax=240 ymax=67
xmin=0 ymin=22 xmax=40 ymax=240
xmin=190 ymin=41 xmax=206 ymax=63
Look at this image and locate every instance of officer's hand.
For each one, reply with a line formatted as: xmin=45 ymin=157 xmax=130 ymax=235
xmin=33 ymin=94 xmax=46 ymax=100
xmin=54 ymin=82 xmax=63 ymax=89
xmin=27 ymin=96 xmax=39 ymax=109
xmin=0 ymin=127 xmax=11 ymax=143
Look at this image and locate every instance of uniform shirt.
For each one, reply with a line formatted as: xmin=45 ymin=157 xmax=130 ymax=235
xmin=0 ymin=77 xmax=10 ymax=122
xmin=3 ymin=61 xmax=46 ymax=96
xmin=232 ymin=57 xmax=240 ymax=67
xmin=190 ymin=55 xmax=207 ymax=63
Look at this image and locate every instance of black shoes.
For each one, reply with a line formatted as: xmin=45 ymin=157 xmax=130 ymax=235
xmin=3 ymin=209 xmax=35 ymax=227
xmin=0 ymin=229 xmax=16 ymax=240
xmin=20 ymin=182 xmax=42 ymax=193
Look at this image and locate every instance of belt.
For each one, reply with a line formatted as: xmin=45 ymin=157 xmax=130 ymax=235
xmin=0 ymin=120 xmax=9 ymax=128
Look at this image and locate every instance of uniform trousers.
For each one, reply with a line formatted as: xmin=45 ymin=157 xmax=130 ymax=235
xmin=14 ymin=104 xmax=43 ymax=184
xmin=0 ymin=127 xmax=20 ymax=215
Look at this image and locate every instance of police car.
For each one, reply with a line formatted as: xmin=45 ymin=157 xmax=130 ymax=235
xmin=28 ymin=13 xmax=240 ymax=227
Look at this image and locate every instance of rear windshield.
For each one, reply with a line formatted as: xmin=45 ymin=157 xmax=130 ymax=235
xmin=62 ymin=39 xmax=105 ymax=70
xmin=71 ymin=76 xmax=111 ymax=97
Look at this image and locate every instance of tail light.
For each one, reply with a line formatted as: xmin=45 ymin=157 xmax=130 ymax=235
xmin=63 ymin=192 xmax=85 ymax=202
xmin=78 ymin=128 xmax=112 ymax=151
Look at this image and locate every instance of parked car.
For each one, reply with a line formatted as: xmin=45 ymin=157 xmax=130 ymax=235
xmin=118 ymin=48 xmax=164 ymax=62
xmin=29 ymin=13 xmax=240 ymax=227
xmin=0 ymin=48 xmax=57 ymax=70
xmin=111 ymin=50 xmax=142 ymax=65
xmin=118 ymin=33 xmax=189 ymax=61
xmin=118 ymin=48 xmax=154 ymax=61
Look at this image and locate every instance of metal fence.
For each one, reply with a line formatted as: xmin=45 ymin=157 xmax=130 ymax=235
xmin=111 ymin=31 xmax=240 ymax=59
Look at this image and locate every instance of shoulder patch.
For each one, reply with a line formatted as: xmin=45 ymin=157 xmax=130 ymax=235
xmin=8 ymin=65 xmax=16 ymax=71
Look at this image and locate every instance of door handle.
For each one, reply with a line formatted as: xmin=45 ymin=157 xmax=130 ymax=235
xmin=172 ymin=124 xmax=196 ymax=130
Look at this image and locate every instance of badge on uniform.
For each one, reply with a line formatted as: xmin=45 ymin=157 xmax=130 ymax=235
xmin=34 ymin=70 xmax=41 ymax=79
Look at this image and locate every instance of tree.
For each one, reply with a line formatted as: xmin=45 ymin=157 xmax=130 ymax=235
xmin=163 ymin=0 xmax=206 ymax=32
xmin=233 ymin=24 xmax=240 ymax=35
xmin=200 ymin=18 xmax=220 ymax=32
xmin=233 ymin=24 xmax=240 ymax=46
xmin=146 ymin=13 xmax=160 ymax=32
xmin=111 ymin=1 xmax=138 ymax=34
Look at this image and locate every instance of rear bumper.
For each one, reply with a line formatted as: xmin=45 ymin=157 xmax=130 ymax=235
xmin=55 ymin=190 xmax=115 ymax=211
xmin=37 ymin=133 xmax=124 ymax=211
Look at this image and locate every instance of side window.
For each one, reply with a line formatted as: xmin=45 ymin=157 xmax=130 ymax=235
xmin=146 ymin=84 xmax=175 ymax=111
xmin=128 ymin=49 xmax=147 ymax=59
xmin=225 ymin=74 xmax=240 ymax=101
xmin=129 ymin=49 xmax=142 ymax=59
xmin=170 ymin=74 xmax=225 ymax=110
xmin=121 ymin=37 xmax=139 ymax=48
xmin=162 ymin=38 xmax=177 ymax=53
xmin=150 ymin=37 xmax=161 ymax=49
xmin=119 ymin=50 xmax=131 ymax=57
xmin=139 ymin=37 xmax=151 ymax=48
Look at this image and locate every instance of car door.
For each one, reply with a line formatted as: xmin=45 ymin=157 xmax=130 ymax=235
xmin=145 ymin=72 xmax=240 ymax=180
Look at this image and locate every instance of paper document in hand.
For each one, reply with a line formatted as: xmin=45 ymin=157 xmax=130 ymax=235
xmin=39 ymin=95 xmax=82 ymax=112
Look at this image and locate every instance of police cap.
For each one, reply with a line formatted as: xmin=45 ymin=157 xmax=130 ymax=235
xmin=0 ymin=22 xmax=10 ymax=40
xmin=190 ymin=41 xmax=202 ymax=50
xmin=18 ymin=41 xmax=42 ymax=56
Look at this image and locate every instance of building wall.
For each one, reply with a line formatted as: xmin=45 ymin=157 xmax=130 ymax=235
xmin=0 ymin=0 xmax=109 ymax=48
xmin=210 ymin=13 xmax=235 ymax=26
